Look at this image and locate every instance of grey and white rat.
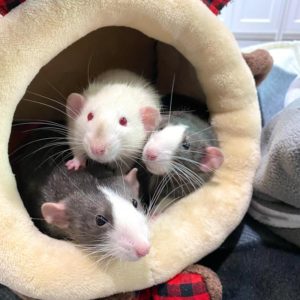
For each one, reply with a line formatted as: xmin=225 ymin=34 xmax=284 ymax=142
xmin=142 ymin=111 xmax=224 ymax=212
xmin=12 ymin=129 xmax=150 ymax=262
xmin=65 ymin=69 xmax=161 ymax=173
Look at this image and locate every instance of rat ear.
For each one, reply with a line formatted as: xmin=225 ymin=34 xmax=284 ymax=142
xmin=199 ymin=146 xmax=224 ymax=173
xmin=124 ymin=168 xmax=140 ymax=199
xmin=140 ymin=107 xmax=161 ymax=132
xmin=66 ymin=93 xmax=86 ymax=118
xmin=41 ymin=202 xmax=69 ymax=229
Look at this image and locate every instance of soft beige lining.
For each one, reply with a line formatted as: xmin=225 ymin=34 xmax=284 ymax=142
xmin=0 ymin=1 xmax=260 ymax=299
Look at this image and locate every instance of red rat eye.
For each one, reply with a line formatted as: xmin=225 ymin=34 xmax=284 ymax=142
xmin=119 ymin=117 xmax=127 ymax=126
xmin=87 ymin=112 xmax=94 ymax=121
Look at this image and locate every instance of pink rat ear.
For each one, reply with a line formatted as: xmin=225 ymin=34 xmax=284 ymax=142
xmin=140 ymin=107 xmax=161 ymax=132
xmin=66 ymin=93 xmax=86 ymax=119
xmin=199 ymin=146 xmax=224 ymax=173
xmin=124 ymin=168 xmax=140 ymax=199
xmin=41 ymin=202 xmax=69 ymax=229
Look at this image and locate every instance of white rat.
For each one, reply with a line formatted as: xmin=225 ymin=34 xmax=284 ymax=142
xmin=142 ymin=112 xmax=224 ymax=211
xmin=65 ymin=69 xmax=161 ymax=173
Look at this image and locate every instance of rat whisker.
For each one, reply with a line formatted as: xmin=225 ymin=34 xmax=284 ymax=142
xmin=87 ymin=51 xmax=94 ymax=85
xmin=26 ymin=91 xmax=77 ymax=118
xmin=23 ymin=125 xmax=68 ymax=133
xmin=188 ymin=126 xmax=215 ymax=137
xmin=147 ymin=174 xmax=172 ymax=218
xmin=12 ymin=120 xmax=67 ymax=129
xmin=173 ymin=161 xmax=205 ymax=188
xmin=44 ymin=79 xmax=66 ymax=100
xmin=167 ymin=73 xmax=176 ymax=126
xmin=26 ymin=90 xmax=66 ymax=106
xmin=10 ymin=136 xmax=68 ymax=157
xmin=115 ymin=159 xmax=126 ymax=196
xmin=122 ymin=155 xmax=146 ymax=171
xmin=171 ymin=161 xmax=198 ymax=189
xmin=22 ymin=98 xmax=76 ymax=121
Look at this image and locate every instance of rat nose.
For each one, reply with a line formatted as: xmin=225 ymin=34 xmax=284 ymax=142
xmin=146 ymin=149 xmax=158 ymax=161
xmin=135 ymin=243 xmax=151 ymax=258
xmin=90 ymin=144 xmax=106 ymax=156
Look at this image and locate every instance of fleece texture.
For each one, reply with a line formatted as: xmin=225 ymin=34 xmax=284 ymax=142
xmin=0 ymin=0 xmax=260 ymax=299
xmin=249 ymin=99 xmax=300 ymax=245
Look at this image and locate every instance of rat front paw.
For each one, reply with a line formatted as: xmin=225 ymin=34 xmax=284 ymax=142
xmin=65 ymin=157 xmax=85 ymax=171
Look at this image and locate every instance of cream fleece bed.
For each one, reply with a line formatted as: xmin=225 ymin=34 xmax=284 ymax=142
xmin=0 ymin=1 xmax=260 ymax=299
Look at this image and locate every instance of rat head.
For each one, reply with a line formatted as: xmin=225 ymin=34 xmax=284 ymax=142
xmin=41 ymin=168 xmax=150 ymax=262
xmin=66 ymin=70 xmax=161 ymax=164
xmin=142 ymin=114 xmax=224 ymax=178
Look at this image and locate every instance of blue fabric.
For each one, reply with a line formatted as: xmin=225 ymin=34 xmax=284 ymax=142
xmin=257 ymin=66 xmax=297 ymax=126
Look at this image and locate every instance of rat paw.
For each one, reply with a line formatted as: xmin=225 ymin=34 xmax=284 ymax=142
xmin=65 ymin=158 xmax=85 ymax=171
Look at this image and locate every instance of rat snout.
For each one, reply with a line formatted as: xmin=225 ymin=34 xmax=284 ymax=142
xmin=90 ymin=143 xmax=106 ymax=156
xmin=145 ymin=148 xmax=158 ymax=161
xmin=134 ymin=242 xmax=151 ymax=258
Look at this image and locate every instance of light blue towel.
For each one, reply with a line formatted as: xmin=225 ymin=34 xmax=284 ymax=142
xmin=257 ymin=65 xmax=297 ymax=126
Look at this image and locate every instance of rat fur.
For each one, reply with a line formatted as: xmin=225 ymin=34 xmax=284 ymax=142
xmin=65 ymin=69 xmax=161 ymax=173
xmin=142 ymin=111 xmax=224 ymax=213
xmin=12 ymin=128 xmax=150 ymax=262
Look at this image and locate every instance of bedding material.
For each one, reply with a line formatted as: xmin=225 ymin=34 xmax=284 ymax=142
xmin=249 ymin=62 xmax=300 ymax=247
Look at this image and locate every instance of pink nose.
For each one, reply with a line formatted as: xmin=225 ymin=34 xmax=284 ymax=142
xmin=91 ymin=144 xmax=106 ymax=156
xmin=146 ymin=149 xmax=158 ymax=161
xmin=135 ymin=243 xmax=151 ymax=258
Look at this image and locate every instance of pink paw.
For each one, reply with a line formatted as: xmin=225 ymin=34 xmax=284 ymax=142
xmin=65 ymin=158 xmax=85 ymax=171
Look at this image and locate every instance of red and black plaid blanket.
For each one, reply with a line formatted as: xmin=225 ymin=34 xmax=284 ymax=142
xmin=135 ymin=272 xmax=210 ymax=300
xmin=0 ymin=0 xmax=230 ymax=16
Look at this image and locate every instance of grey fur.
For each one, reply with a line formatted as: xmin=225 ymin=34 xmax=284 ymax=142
xmin=12 ymin=128 xmax=142 ymax=251
xmin=148 ymin=112 xmax=219 ymax=208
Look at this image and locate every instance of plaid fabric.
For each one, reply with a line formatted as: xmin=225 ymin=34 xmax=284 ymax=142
xmin=202 ymin=0 xmax=231 ymax=15
xmin=0 ymin=0 xmax=231 ymax=16
xmin=0 ymin=0 xmax=25 ymax=15
xmin=135 ymin=272 xmax=210 ymax=300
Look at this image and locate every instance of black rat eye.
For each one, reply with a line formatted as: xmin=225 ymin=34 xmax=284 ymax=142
xmin=95 ymin=215 xmax=108 ymax=226
xmin=132 ymin=199 xmax=138 ymax=208
xmin=182 ymin=139 xmax=190 ymax=150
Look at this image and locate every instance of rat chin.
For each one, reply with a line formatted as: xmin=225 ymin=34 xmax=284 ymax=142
xmin=92 ymin=152 xmax=120 ymax=164
xmin=145 ymin=162 xmax=170 ymax=176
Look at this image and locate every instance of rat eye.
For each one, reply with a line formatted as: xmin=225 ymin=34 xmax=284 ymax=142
xmin=119 ymin=117 xmax=127 ymax=126
xmin=87 ymin=112 xmax=94 ymax=121
xmin=182 ymin=139 xmax=190 ymax=150
xmin=132 ymin=199 xmax=138 ymax=208
xmin=95 ymin=215 xmax=108 ymax=226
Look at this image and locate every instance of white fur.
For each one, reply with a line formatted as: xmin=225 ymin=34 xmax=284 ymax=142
xmin=101 ymin=186 xmax=150 ymax=261
xmin=68 ymin=69 xmax=160 ymax=165
xmin=143 ymin=124 xmax=187 ymax=175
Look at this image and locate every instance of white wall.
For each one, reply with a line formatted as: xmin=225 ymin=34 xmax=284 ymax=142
xmin=219 ymin=0 xmax=300 ymax=47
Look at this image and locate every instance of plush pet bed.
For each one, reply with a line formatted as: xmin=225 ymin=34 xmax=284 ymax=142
xmin=0 ymin=1 xmax=260 ymax=299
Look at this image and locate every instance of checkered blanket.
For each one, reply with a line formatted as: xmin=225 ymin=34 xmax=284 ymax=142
xmin=0 ymin=0 xmax=231 ymax=16
xmin=135 ymin=272 xmax=210 ymax=300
